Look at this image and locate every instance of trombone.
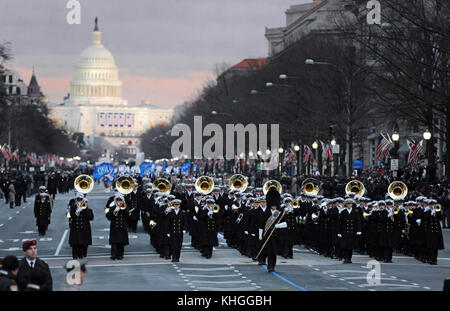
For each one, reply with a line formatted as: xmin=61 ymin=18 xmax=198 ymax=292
xmin=263 ymin=180 xmax=282 ymax=195
xmin=345 ymin=180 xmax=365 ymax=197
xmin=74 ymin=175 xmax=94 ymax=194
xmin=229 ymin=174 xmax=248 ymax=192
xmin=388 ymin=181 xmax=408 ymax=200
xmin=116 ymin=175 xmax=135 ymax=195
xmin=301 ymin=178 xmax=320 ymax=195
xmin=195 ymin=176 xmax=214 ymax=195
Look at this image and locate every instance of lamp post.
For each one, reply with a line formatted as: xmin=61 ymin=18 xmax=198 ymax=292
xmin=392 ymin=127 xmax=400 ymax=178
xmin=294 ymin=144 xmax=301 ymax=176
xmin=423 ymin=129 xmax=433 ymax=181
xmin=312 ymin=141 xmax=319 ymax=175
xmin=278 ymin=147 xmax=284 ymax=175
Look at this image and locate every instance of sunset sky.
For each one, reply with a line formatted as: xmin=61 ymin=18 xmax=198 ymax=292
xmin=1 ymin=0 xmax=310 ymax=109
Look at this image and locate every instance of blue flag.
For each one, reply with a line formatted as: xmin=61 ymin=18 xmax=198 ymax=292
xmin=93 ymin=163 xmax=116 ymax=181
xmin=181 ymin=163 xmax=191 ymax=176
xmin=140 ymin=161 xmax=154 ymax=177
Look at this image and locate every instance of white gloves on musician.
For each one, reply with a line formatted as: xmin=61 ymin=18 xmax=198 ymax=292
xmin=167 ymin=233 xmax=170 ymax=237
xmin=356 ymin=232 xmax=362 ymax=236
xmin=224 ymin=205 xmax=229 ymax=210
xmin=244 ymin=231 xmax=248 ymax=235
xmin=274 ymin=222 xmax=287 ymax=229
xmin=75 ymin=205 xmax=83 ymax=216
xmin=416 ymin=219 xmax=421 ymax=224
xmin=258 ymin=229 xmax=263 ymax=241
xmin=114 ymin=206 xmax=120 ymax=213
xmin=207 ymin=211 xmax=213 ymax=216
xmin=165 ymin=207 xmax=172 ymax=214
xmin=193 ymin=216 xmax=198 ymax=221
xmin=337 ymin=234 xmax=342 ymax=238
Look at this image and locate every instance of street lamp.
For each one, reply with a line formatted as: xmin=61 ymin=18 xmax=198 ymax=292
xmin=392 ymin=132 xmax=399 ymax=142
xmin=278 ymin=148 xmax=284 ymax=153
xmin=294 ymin=145 xmax=300 ymax=152
xmin=423 ymin=129 xmax=432 ymax=140
xmin=312 ymin=141 xmax=319 ymax=149
xmin=266 ymin=82 xmax=274 ymax=87
xmin=211 ymin=111 xmax=218 ymax=115
xmin=305 ymin=59 xmax=315 ymax=65
xmin=250 ymin=90 xmax=258 ymax=95
xmin=331 ymin=138 xmax=336 ymax=146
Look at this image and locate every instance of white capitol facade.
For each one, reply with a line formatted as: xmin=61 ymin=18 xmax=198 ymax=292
xmin=48 ymin=19 xmax=173 ymax=156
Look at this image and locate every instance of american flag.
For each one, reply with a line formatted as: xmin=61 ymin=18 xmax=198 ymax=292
xmin=319 ymin=141 xmax=333 ymax=161
xmin=303 ymin=146 xmax=314 ymax=164
xmin=407 ymin=139 xmax=424 ymax=167
xmin=283 ymin=149 xmax=296 ymax=165
xmin=376 ymin=134 xmax=391 ymax=160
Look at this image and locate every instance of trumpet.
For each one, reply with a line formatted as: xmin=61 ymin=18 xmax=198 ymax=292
xmin=363 ymin=210 xmax=372 ymax=220
xmin=119 ymin=202 xmax=127 ymax=210
xmin=393 ymin=207 xmax=400 ymax=215
xmin=311 ymin=213 xmax=319 ymax=223
xmin=74 ymin=175 xmax=94 ymax=194
xmin=435 ymin=204 xmax=442 ymax=212
xmin=81 ymin=201 xmax=88 ymax=209
xmin=408 ymin=209 xmax=414 ymax=216
xmin=292 ymin=199 xmax=300 ymax=208
xmin=231 ymin=204 xmax=240 ymax=211
xmin=149 ymin=220 xmax=157 ymax=229
xmin=213 ymin=204 xmax=220 ymax=213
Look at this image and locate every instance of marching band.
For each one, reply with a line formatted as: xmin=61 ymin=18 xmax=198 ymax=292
xmin=61 ymin=173 xmax=445 ymax=270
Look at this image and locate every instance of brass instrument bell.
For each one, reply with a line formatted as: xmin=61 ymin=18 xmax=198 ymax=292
xmin=195 ymin=176 xmax=214 ymax=195
xmin=229 ymin=174 xmax=248 ymax=192
xmin=153 ymin=178 xmax=172 ymax=194
xmin=388 ymin=181 xmax=408 ymax=200
xmin=301 ymin=178 xmax=320 ymax=195
xmin=74 ymin=175 xmax=94 ymax=194
xmin=345 ymin=180 xmax=365 ymax=197
xmin=263 ymin=180 xmax=282 ymax=195
xmin=116 ymin=175 xmax=135 ymax=195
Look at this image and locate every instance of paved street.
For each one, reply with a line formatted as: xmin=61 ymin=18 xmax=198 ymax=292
xmin=1 ymin=186 xmax=449 ymax=291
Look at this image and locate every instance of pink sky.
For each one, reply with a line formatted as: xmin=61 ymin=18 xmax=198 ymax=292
xmin=12 ymin=66 xmax=215 ymax=108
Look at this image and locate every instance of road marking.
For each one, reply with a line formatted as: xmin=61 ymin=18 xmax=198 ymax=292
xmin=48 ymin=262 xmax=169 ymax=268
xmin=0 ymin=224 xmax=3 ymax=227
xmin=18 ymin=231 xmax=36 ymax=234
xmin=195 ymin=286 xmax=260 ymax=291
xmin=262 ymin=265 xmax=308 ymax=291
xmin=179 ymin=267 xmax=234 ymax=271
xmin=54 ymin=229 xmax=68 ymax=256
xmin=357 ymin=283 xmax=420 ymax=288
xmin=6 ymin=239 xmax=19 ymax=242
xmin=323 ymin=270 xmax=368 ymax=274
xmin=16 ymin=211 xmax=20 ymax=214
xmin=8 ymin=217 xmax=12 ymax=220
xmin=39 ymin=238 xmax=52 ymax=241
xmin=190 ymin=280 xmax=251 ymax=284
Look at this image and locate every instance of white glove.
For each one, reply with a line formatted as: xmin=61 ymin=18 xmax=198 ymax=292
xmin=416 ymin=219 xmax=421 ymax=224
xmin=424 ymin=206 xmax=431 ymax=212
xmin=402 ymin=230 xmax=406 ymax=233
xmin=388 ymin=212 xmax=393 ymax=218
xmin=208 ymin=211 xmax=213 ymax=216
xmin=302 ymin=216 xmax=307 ymax=221
xmin=356 ymin=232 xmax=362 ymax=236
xmin=76 ymin=206 xmax=83 ymax=215
xmin=193 ymin=216 xmax=198 ymax=221
xmin=251 ymin=233 xmax=255 ymax=237
xmin=431 ymin=210 xmax=436 ymax=216
xmin=244 ymin=231 xmax=248 ymax=235
xmin=165 ymin=207 xmax=172 ymax=213
xmin=109 ymin=201 xmax=116 ymax=207
xmin=224 ymin=205 xmax=229 ymax=210
xmin=167 ymin=233 xmax=170 ymax=237
xmin=183 ymin=230 xmax=186 ymax=234
xmin=114 ymin=206 xmax=120 ymax=213
xmin=274 ymin=222 xmax=287 ymax=229
xmin=258 ymin=229 xmax=263 ymax=240
xmin=337 ymin=234 xmax=342 ymax=238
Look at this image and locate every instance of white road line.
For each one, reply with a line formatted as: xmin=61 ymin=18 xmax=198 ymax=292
xmin=54 ymin=229 xmax=68 ymax=256
xmin=48 ymin=262 xmax=169 ymax=268
xmin=338 ymin=276 xmax=402 ymax=281
xmin=8 ymin=217 xmax=12 ymax=220
xmin=358 ymin=283 xmax=420 ymax=288
xmin=183 ymin=274 xmax=240 ymax=278
xmin=190 ymin=280 xmax=251 ymax=284
xmin=179 ymin=267 xmax=234 ymax=271
xmin=323 ymin=270 xmax=368 ymax=274
xmin=195 ymin=286 xmax=259 ymax=291
xmin=0 ymin=224 xmax=3 ymax=227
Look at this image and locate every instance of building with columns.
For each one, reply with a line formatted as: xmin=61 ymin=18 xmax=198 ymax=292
xmin=48 ymin=18 xmax=173 ymax=157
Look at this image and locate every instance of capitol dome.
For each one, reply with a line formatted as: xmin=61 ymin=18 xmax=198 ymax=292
xmin=69 ymin=18 xmax=125 ymax=104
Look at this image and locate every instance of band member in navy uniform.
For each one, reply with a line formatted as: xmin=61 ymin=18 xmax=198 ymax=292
xmin=337 ymin=198 xmax=362 ymax=264
xmin=68 ymin=193 xmax=94 ymax=259
xmin=199 ymin=198 xmax=219 ymax=258
xmin=125 ymin=182 xmax=142 ymax=232
xmin=423 ymin=199 xmax=444 ymax=265
xmin=167 ymin=199 xmax=187 ymax=262
xmin=34 ymin=192 xmax=52 ymax=236
xmin=105 ymin=194 xmax=129 ymax=260
xmin=257 ymin=188 xmax=286 ymax=273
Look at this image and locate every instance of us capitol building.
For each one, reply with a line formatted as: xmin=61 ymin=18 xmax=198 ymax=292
xmin=48 ymin=19 xmax=173 ymax=156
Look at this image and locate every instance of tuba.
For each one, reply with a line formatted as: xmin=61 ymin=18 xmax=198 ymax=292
xmin=229 ymin=174 xmax=248 ymax=192
xmin=153 ymin=178 xmax=172 ymax=194
xmin=116 ymin=175 xmax=135 ymax=195
xmin=388 ymin=181 xmax=408 ymax=200
xmin=195 ymin=176 xmax=214 ymax=195
xmin=263 ymin=180 xmax=282 ymax=195
xmin=74 ymin=175 xmax=94 ymax=194
xmin=301 ymin=178 xmax=320 ymax=195
xmin=345 ymin=180 xmax=365 ymax=197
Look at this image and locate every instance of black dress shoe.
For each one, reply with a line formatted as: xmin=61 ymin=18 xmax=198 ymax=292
xmin=384 ymin=259 xmax=392 ymax=263
xmin=429 ymin=261 xmax=437 ymax=265
xmin=117 ymin=256 xmax=123 ymax=260
xmin=267 ymin=268 xmax=274 ymax=273
xmin=258 ymin=262 xmax=265 ymax=265
xmin=110 ymin=256 xmax=116 ymax=260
